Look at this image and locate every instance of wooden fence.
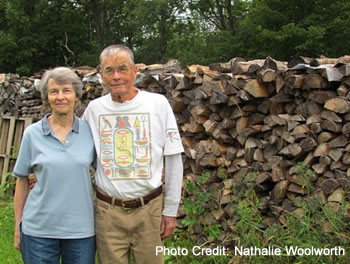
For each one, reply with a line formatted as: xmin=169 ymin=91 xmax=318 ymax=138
xmin=0 ymin=116 xmax=33 ymax=185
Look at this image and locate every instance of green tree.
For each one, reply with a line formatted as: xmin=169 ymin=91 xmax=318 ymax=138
xmin=125 ymin=0 xmax=187 ymax=64
xmin=0 ymin=0 xmax=95 ymax=74
xmin=2 ymin=0 xmax=350 ymax=74
xmin=235 ymin=0 xmax=350 ymax=60
xmin=182 ymin=0 xmax=250 ymax=64
xmin=186 ymin=0 xmax=249 ymax=35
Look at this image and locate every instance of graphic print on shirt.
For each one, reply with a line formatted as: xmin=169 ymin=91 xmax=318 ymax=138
xmin=166 ymin=128 xmax=181 ymax=143
xmin=99 ymin=113 xmax=152 ymax=180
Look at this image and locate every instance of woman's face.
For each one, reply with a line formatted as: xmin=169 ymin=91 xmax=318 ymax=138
xmin=47 ymin=79 xmax=77 ymax=115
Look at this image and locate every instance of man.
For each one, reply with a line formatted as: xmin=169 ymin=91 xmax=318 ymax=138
xmin=83 ymin=44 xmax=184 ymax=264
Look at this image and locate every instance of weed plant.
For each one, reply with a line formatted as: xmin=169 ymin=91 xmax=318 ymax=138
xmin=165 ymin=169 xmax=350 ymax=264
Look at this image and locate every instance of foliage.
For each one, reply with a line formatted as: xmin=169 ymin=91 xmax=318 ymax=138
xmin=0 ymin=172 xmax=17 ymax=196
xmin=0 ymin=0 xmax=94 ymax=74
xmin=166 ymin=169 xmax=350 ymax=264
xmin=1 ymin=0 xmax=350 ymax=75
xmin=182 ymin=171 xmax=212 ymax=227
xmin=260 ymin=200 xmax=350 ymax=264
xmin=236 ymin=0 xmax=350 ymax=60
xmin=0 ymin=146 xmax=19 ymax=196
xmin=294 ymin=162 xmax=315 ymax=195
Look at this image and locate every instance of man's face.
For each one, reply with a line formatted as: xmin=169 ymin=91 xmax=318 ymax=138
xmin=100 ymin=51 xmax=138 ymax=101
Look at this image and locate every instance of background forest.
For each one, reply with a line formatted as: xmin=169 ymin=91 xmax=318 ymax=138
xmin=1 ymin=0 xmax=350 ymax=75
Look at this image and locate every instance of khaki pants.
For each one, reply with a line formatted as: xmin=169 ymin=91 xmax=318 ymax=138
xmin=95 ymin=193 xmax=164 ymax=264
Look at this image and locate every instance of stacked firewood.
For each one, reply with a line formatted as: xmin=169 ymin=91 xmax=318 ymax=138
xmin=0 ymin=73 xmax=23 ymax=117
xmin=157 ymin=56 xmax=350 ymax=233
xmin=19 ymin=76 xmax=43 ymax=119
xmin=0 ymin=62 xmax=182 ymax=119
xmin=1 ymin=56 xmax=350 ymax=231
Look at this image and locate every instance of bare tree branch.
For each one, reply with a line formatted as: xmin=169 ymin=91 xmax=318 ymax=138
xmin=60 ymin=32 xmax=75 ymax=66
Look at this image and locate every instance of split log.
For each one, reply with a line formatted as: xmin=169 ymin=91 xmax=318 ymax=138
xmin=310 ymin=57 xmax=339 ymax=67
xmin=324 ymin=98 xmax=350 ymax=113
xmin=287 ymin=56 xmax=313 ymax=68
xmin=232 ymin=60 xmax=264 ymax=75
xmin=241 ymin=79 xmax=268 ymax=97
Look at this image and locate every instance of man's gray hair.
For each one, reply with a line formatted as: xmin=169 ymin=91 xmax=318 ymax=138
xmin=40 ymin=67 xmax=83 ymax=104
xmin=99 ymin=44 xmax=135 ymax=66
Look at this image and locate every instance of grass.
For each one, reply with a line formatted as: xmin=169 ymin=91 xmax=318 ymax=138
xmin=0 ymin=194 xmax=22 ymax=264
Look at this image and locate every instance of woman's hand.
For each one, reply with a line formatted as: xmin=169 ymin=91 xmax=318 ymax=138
xmin=14 ymin=177 xmax=29 ymax=252
xmin=14 ymin=228 xmax=20 ymax=251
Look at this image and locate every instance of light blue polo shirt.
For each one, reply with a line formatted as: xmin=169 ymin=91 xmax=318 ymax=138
xmin=13 ymin=115 xmax=95 ymax=239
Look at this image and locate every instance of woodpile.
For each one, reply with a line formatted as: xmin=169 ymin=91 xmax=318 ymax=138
xmin=0 ymin=73 xmax=23 ymax=117
xmin=0 ymin=67 xmax=104 ymax=121
xmin=1 ymin=56 xmax=350 ymax=241
xmin=152 ymin=56 xmax=350 ymax=237
xmin=0 ymin=61 xmax=182 ymax=120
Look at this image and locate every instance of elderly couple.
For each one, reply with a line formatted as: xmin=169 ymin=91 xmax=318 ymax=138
xmin=13 ymin=44 xmax=184 ymax=264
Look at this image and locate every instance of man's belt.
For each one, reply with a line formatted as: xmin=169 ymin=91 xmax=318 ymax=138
xmin=96 ymin=186 xmax=163 ymax=209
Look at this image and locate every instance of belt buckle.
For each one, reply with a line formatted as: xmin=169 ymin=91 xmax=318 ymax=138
xmin=121 ymin=198 xmax=133 ymax=211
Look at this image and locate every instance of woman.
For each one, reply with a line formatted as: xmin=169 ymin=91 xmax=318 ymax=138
xmin=13 ymin=67 xmax=96 ymax=264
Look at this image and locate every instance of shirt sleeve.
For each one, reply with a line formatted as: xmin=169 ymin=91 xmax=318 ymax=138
xmin=163 ymin=100 xmax=184 ymax=155
xmin=81 ymin=105 xmax=88 ymax=121
xmin=162 ymin=153 xmax=183 ymax=216
xmin=13 ymin=131 xmax=32 ymax=178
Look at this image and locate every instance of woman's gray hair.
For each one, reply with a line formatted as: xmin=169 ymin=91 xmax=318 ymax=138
xmin=99 ymin=44 xmax=135 ymax=67
xmin=40 ymin=67 xmax=83 ymax=104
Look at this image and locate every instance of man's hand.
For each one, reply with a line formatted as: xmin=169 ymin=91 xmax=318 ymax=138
xmin=28 ymin=174 xmax=37 ymax=190
xmin=160 ymin=215 xmax=176 ymax=239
